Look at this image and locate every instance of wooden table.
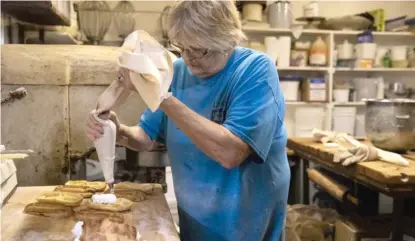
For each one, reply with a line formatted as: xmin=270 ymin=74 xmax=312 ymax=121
xmin=1 ymin=186 xmax=180 ymax=241
xmin=287 ymin=138 xmax=415 ymax=241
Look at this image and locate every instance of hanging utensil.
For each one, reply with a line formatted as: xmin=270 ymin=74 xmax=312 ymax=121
xmin=1 ymin=87 xmax=27 ymax=105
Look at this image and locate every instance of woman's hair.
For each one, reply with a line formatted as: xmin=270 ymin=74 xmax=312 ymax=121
xmin=167 ymin=0 xmax=246 ymax=51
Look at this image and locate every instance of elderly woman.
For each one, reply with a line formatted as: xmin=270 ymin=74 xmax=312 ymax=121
xmin=87 ymin=1 xmax=289 ymax=240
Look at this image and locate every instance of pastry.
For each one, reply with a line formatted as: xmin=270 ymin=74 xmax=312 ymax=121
xmin=114 ymin=182 xmax=157 ymax=194
xmin=74 ymin=210 xmax=125 ymax=224
xmin=55 ymin=186 xmax=94 ymax=198
xmin=72 ymin=199 xmax=89 ymax=213
xmin=81 ymin=218 xmax=137 ymax=241
xmin=24 ymin=202 xmax=73 ymax=218
xmin=36 ymin=191 xmax=83 ymax=207
xmin=114 ymin=189 xmax=146 ymax=202
xmin=65 ymin=180 xmax=107 ymax=192
xmin=86 ymin=198 xmax=133 ymax=212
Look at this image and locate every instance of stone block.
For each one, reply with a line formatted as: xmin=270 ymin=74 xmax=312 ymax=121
xmin=1 ymin=85 xmax=69 ymax=186
xmin=1 ymin=44 xmax=119 ymax=86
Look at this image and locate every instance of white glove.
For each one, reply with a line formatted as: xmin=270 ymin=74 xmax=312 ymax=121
xmin=312 ymin=129 xmax=347 ymax=144
xmin=333 ymin=144 xmax=378 ymax=166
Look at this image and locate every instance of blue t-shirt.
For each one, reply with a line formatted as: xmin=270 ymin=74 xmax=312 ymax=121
xmin=139 ymin=47 xmax=290 ymax=241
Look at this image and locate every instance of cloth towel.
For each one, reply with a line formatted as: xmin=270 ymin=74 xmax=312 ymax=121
xmin=95 ymin=30 xmax=177 ymax=115
xmin=312 ymin=128 xmax=409 ymax=167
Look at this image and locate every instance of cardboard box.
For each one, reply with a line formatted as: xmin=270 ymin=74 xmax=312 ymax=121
xmin=301 ymin=77 xmax=327 ymax=102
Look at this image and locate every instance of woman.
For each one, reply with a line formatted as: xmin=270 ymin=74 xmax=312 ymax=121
xmin=87 ymin=1 xmax=290 ymax=240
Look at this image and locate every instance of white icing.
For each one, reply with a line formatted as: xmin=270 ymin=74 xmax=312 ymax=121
xmin=72 ymin=221 xmax=84 ymax=241
xmin=91 ymin=193 xmax=117 ymax=204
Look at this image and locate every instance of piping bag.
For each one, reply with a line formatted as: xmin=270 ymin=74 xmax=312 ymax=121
xmin=92 ymin=30 xmax=176 ymax=192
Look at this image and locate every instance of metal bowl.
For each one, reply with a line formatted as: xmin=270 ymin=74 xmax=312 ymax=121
xmin=365 ymin=99 xmax=415 ymax=152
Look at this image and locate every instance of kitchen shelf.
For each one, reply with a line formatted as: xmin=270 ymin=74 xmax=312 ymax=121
xmin=242 ymin=26 xmax=331 ymax=35
xmin=333 ymin=30 xmax=415 ymax=37
xmin=278 ymin=66 xmax=330 ymax=72
xmin=335 ymin=67 xmax=415 ymax=72
xmin=286 ymin=101 xmax=327 ymax=106
xmin=333 ymin=102 xmax=366 ymax=106
xmin=242 ymin=26 xmax=414 ymax=37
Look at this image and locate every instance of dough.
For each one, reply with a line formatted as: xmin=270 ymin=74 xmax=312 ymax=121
xmin=114 ymin=189 xmax=146 ymax=202
xmin=24 ymin=202 xmax=73 ymax=218
xmin=36 ymin=191 xmax=83 ymax=207
xmin=86 ymin=198 xmax=132 ymax=212
xmin=65 ymin=180 xmax=108 ymax=192
xmin=114 ymin=182 xmax=157 ymax=194
xmin=55 ymin=186 xmax=94 ymax=198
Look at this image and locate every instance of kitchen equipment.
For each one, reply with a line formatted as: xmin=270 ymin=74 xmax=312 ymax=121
xmin=332 ymin=107 xmax=357 ymax=135
xmin=93 ymin=114 xmax=116 ymax=192
xmin=268 ymin=1 xmax=292 ymax=29
xmin=295 ymin=1 xmax=325 ymax=28
xmin=333 ymin=89 xmax=350 ymax=102
xmin=386 ymin=82 xmax=412 ymax=99
xmin=295 ymin=107 xmax=325 ymax=137
xmin=337 ymin=40 xmax=353 ymax=60
xmin=365 ymin=99 xmax=415 ymax=152
xmin=264 ymin=36 xmax=279 ymax=64
xmin=0 ymin=145 xmax=18 ymax=204
xmin=278 ymin=36 xmax=291 ymax=67
xmin=303 ymin=1 xmax=319 ymax=18
xmin=391 ymin=60 xmax=409 ymax=68
xmin=302 ymin=77 xmax=327 ymax=102
xmin=322 ymin=16 xmax=372 ymax=30
xmin=242 ymin=2 xmax=263 ymax=22
xmin=1 ymin=87 xmax=27 ymax=104
xmin=374 ymin=47 xmax=388 ymax=67
xmin=75 ymin=1 xmax=112 ymax=45
xmin=355 ymin=114 xmax=366 ymax=137
xmin=249 ymin=41 xmax=266 ymax=52
xmin=290 ymin=49 xmax=308 ymax=67
xmin=353 ymin=77 xmax=383 ymax=100
xmin=391 ymin=46 xmax=407 ymax=61
xmin=113 ymin=1 xmax=135 ymax=40
xmin=354 ymin=59 xmax=373 ymax=68
xmin=357 ymin=9 xmax=385 ymax=31
xmin=355 ymin=43 xmax=377 ymax=60
xmin=309 ymin=36 xmax=327 ymax=66
xmin=356 ymin=31 xmax=373 ymax=44
xmin=280 ymin=76 xmax=302 ymax=101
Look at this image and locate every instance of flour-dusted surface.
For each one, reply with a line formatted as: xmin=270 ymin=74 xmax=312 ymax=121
xmin=2 ymin=186 xmax=180 ymax=241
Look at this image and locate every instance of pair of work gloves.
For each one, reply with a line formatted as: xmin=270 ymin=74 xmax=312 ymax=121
xmin=312 ymin=129 xmax=408 ymax=167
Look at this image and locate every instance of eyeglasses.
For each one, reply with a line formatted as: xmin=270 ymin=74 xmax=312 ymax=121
xmin=170 ymin=43 xmax=209 ymax=59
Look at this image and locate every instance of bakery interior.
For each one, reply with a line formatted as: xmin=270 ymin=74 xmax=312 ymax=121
xmin=1 ymin=1 xmax=415 ymax=240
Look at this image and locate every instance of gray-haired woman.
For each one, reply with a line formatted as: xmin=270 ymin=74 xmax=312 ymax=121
xmin=87 ymin=1 xmax=290 ymax=240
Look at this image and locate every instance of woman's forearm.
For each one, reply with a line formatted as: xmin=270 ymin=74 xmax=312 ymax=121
xmin=117 ymin=124 xmax=153 ymax=152
xmin=160 ymin=97 xmax=251 ymax=169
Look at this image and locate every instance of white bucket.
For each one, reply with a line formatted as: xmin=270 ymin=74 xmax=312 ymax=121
xmin=295 ymin=107 xmax=325 ymax=137
xmin=333 ymin=107 xmax=356 ymax=135
xmin=333 ymin=89 xmax=350 ymax=102
xmin=280 ymin=78 xmax=301 ymax=101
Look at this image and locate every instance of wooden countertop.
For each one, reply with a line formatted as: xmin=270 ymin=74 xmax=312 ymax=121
xmin=1 ymin=186 xmax=180 ymax=241
xmin=287 ymin=138 xmax=415 ymax=196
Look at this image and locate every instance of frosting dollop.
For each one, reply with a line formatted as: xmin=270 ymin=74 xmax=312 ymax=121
xmin=91 ymin=193 xmax=117 ymax=204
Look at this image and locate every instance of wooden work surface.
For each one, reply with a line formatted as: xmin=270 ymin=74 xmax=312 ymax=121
xmin=287 ymin=138 xmax=415 ymax=196
xmin=1 ymin=186 xmax=180 ymax=241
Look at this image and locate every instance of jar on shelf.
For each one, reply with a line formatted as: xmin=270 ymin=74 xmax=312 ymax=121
xmin=309 ymin=36 xmax=327 ymax=66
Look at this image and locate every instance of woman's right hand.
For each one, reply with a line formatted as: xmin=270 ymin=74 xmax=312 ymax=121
xmin=87 ymin=110 xmax=121 ymax=141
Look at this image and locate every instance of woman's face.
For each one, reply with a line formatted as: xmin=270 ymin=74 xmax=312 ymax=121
xmin=179 ymin=47 xmax=229 ymax=78
xmin=116 ymin=67 xmax=137 ymax=92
